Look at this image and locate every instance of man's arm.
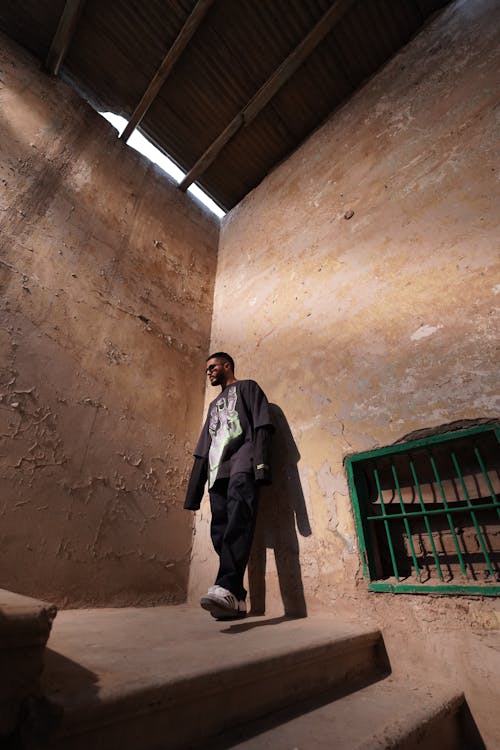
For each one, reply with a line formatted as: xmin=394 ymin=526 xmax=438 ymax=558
xmin=240 ymin=379 xmax=274 ymax=485
xmin=254 ymin=426 xmax=272 ymax=485
xmin=183 ymin=456 xmax=208 ymax=510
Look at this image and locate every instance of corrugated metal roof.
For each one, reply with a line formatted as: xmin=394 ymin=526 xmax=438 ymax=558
xmin=0 ymin=0 xmax=450 ymax=212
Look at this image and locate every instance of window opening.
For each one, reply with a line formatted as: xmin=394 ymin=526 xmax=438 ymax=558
xmin=99 ymin=113 xmax=225 ymax=219
xmin=346 ymin=424 xmax=500 ymax=595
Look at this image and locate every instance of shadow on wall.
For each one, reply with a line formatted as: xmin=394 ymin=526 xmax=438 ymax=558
xmin=248 ymin=404 xmax=311 ymax=617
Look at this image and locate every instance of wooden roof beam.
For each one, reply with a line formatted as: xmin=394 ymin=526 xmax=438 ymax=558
xmin=120 ymin=0 xmax=215 ymax=143
xmin=44 ymin=0 xmax=86 ymax=76
xmin=179 ymin=0 xmax=356 ymax=192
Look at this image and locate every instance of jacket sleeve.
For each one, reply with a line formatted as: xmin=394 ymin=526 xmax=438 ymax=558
xmin=183 ymin=456 xmax=208 ymax=510
xmin=254 ymin=426 xmax=273 ymax=485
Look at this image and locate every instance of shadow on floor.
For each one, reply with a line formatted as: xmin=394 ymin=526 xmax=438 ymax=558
xmin=220 ymin=614 xmax=307 ymax=634
xmin=42 ymin=648 xmax=100 ymax=704
xmin=3 ymin=648 xmax=99 ymax=749
xmin=199 ymin=639 xmax=391 ymax=750
xmin=456 ymin=702 xmax=487 ymax=750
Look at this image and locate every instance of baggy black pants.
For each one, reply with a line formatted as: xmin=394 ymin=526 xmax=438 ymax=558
xmin=209 ymin=472 xmax=258 ymax=601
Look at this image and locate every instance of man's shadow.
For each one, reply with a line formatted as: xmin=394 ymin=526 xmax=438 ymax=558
xmin=248 ymin=404 xmax=311 ymax=617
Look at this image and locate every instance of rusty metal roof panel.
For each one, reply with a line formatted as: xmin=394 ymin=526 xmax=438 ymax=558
xmin=191 ymin=0 xmax=450 ymax=208
xmin=0 ymin=0 xmax=451 ymax=212
xmin=62 ymin=0 xmax=198 ymax=114
xmin=134 ymin=0 xmax=335 ymax=180
xmin=0 ymin=0 xmax=65 ymax=57
xmin=199 ymin=107 xmax=301 ymax=209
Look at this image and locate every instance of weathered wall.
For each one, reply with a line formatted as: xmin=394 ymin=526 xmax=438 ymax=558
xmin=190 ymin=0 xmax=500 ymax=607
xmin=0 ymin=33 xmax=219 ymax=607
xmin=189 ymin=1 xmax=499 ymax=744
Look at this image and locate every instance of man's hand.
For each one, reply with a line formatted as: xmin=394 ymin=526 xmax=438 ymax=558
xmin=183 ymin=456 xmax=208 ymax=510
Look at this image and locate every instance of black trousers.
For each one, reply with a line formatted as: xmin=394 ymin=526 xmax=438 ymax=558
xmin=209 ymin=472 xmax=258 ymax=601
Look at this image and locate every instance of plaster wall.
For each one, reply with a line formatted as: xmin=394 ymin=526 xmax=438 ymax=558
xmin=189 ymin=1 xmax=500 ymax=744
xmin=191 ymin=0 xmax=500 ymax=609
xmin=0 ymin=34 xmax=219 ymax=607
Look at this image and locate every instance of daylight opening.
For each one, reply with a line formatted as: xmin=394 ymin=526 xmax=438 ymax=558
xmin=100 ymin=112 xmax=225 ymax=219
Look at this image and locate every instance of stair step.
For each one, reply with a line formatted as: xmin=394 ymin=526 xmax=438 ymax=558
xmin=35 ymin=606 xmax=387 ymax=749
xmin=0 ymin=588 xmax=57 ymax=737
xmin=202 ymin=678 xmax=482 ymax=750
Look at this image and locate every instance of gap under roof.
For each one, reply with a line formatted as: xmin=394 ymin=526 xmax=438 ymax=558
xmin=100 ymin=112 xmax=225 ymax=220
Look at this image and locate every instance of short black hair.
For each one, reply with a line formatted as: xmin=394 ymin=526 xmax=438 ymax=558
xmin=207 ymin=351 xmax=235 ymax=372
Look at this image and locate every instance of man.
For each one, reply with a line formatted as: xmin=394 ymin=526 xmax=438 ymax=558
xmin=184 ymin=352 xmax=273 ymax=619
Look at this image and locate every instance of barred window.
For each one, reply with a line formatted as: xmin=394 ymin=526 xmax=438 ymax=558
xmin=346 ymin=425 xmax=500 ymax=595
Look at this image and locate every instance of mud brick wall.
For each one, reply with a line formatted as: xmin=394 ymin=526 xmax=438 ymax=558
xmin=189 ymin=0 xmax=499 ymax=609
xmin=0 ymin=33 xmax=219 ymax=606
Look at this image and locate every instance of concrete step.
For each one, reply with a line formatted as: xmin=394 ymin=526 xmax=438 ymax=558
xmin=0 ymin=588 xmax=57 ymax=738
xmin=33 ymin=606 xmax=387 ymax=750
xmin=201 ymin=676 xmax=484 ymax=750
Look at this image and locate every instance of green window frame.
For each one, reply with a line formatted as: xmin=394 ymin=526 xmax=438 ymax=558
xmin=345 ymin=424 xmax=500 ymax=595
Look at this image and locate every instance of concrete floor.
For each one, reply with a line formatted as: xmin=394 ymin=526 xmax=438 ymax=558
xmin=43 ymin=605 xmax=369 ymax=708
xmin=40 ymin=605 xmax=385 ymax=749
xmin=203 ymin=677 xmax=466 ymax=750
xmin=31 ymin=604 xmax=485 ymax=750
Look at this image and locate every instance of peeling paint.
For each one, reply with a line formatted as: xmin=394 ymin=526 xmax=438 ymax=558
xmin=0 ymin=34 xmax=219 ymax=607
xmin=410 ymin=323 xmax=444 ymax=341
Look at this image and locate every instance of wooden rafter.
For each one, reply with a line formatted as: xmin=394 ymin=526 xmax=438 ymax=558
xmin=44 ymin=0 xmax=86 ymax=75
xmin=179 ymin=0 xmax=356 ymax=192
xmin=120 ymin=0 xmax=215 ymax=143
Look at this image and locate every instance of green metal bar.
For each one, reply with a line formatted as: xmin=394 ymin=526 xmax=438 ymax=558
xmin=366 ymin=500 xmax=497 ymax=521
xmin=346 ymin=461 xmax=370 ymax=579
xmin=474 ymin=445 xmax=500 ymax=520
xmin=346 ymin=424 xmax=499 ymax=465
xmin=373 ymin=468 xmax=400 ymax=581
xmin=429 ymin=453 xmax=468 ymax=577
xmin=391 ymin=463 xmax=421 ymax=581
xmin=409 ymin=459 xmax=443 ymax=580
xmin=345 ymin=423 xmax=500 ymax=595
xmin=369 ymin=582 xmax=500 ymax=596
xmin=451 ymin=450 xmax=494 ymax=577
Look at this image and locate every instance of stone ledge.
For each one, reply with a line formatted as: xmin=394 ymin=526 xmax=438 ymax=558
xmin=0 ymin=588 xmax=57 ymax=648
xmin=0 ymin=588 xmax=57 ymax=737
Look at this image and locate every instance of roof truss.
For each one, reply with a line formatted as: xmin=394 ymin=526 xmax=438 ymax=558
xmin=44 ymin=0 xmax=86 ymax=75
xmin=179 ymin=0 xmax=357 ymax=191
xmin=120 ymin=0 xmax=215 ymax=144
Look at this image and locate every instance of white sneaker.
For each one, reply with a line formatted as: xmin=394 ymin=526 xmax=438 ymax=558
xmin=210 ymin=592 xmax=247 ymax=620
xmin=200 ymin=585 xmax=247 ymax=619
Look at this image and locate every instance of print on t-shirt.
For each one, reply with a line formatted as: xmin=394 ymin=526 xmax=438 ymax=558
xmin=208 ymin=385 xmax=243 ymax=487
xmin=194 ymin=380 xmax=273 ymax=488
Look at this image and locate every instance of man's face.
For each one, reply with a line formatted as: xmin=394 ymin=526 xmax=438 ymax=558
xmin=206 ymin=358 xmax=226 ymax=387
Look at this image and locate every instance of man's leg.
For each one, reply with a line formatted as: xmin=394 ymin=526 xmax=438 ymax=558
xmin=208 ymin=478 xmax=229 ymax=561
xmin=213 ymin=472 xmax=258 ymax=601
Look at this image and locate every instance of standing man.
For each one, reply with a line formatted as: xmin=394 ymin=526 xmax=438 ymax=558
xmin=184 ymin=352 xmax=273 ymax=619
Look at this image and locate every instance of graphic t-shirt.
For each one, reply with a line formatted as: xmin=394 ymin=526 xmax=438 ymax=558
xmin=194 ymin=379 xmax=272 ymax=488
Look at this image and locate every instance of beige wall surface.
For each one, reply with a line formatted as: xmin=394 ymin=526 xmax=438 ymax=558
xmin=192 ymin=0 xmax=500 ymax=608
xmin=189 ymin=3 xmax=500 ymax=741
xmin=0 ymin=34 xmax=219 ymax=607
